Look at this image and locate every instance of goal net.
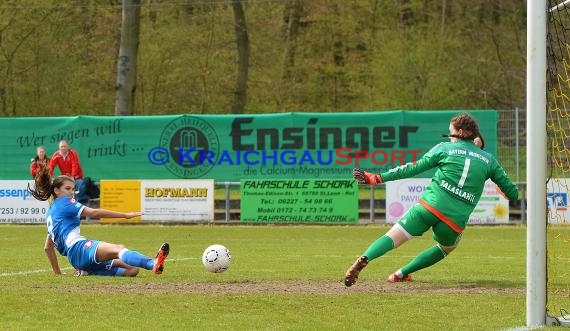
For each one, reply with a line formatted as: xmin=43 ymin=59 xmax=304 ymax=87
xmin=545 ymin=0 xmax=570 ymax=325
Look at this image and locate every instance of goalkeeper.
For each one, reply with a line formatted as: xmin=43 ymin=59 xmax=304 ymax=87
xmin=344 ymin=113 xmax=518 ymax=286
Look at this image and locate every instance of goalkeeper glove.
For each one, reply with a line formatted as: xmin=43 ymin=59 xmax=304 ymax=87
xmin=352 ymin=168 xmax=382 ymax=186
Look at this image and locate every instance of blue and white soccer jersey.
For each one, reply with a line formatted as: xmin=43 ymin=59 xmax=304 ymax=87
xmin=45 ymin=195 xmax=86 ymax=257
xmin=45 ymin=196 xmax=118 ymax=275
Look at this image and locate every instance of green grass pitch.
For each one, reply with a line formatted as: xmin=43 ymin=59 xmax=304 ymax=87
xmin=0 ymin=224 xmax=567 ymax=330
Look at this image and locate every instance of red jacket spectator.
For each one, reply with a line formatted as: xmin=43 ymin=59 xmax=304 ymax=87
xmin=49 ymin=140 xmax=83 ymax=179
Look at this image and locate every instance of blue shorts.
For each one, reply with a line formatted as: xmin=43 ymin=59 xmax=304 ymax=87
xmin=67 ymin=239 xmax=125 ymax=276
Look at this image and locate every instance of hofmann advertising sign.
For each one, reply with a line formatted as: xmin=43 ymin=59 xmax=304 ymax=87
xmin=100 ymin=179 xmax=214 ymax=223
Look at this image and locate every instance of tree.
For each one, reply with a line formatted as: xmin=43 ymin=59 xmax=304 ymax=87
xmin=0 ymin=7 xmax=53 ymax=116
xmin=0 ymin=0 xmax=527 ymax=116
xmin=282 ymin=0 xmax=304 ymax=80
xmin=230 ymin=0 xmax=249 ymax=114
xmin=115 ymin=0 xmax=141 ymax=116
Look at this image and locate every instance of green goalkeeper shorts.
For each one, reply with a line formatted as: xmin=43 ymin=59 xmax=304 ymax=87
xmin=397 ymin=203 xmax=463 ymax=247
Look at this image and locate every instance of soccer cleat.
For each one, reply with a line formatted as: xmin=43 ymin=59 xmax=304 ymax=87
xmin=152 ymin=242 xmax=170 ymax=275
xmin=387 ymin=272 xmax=412 ymax=283
xmin=73 ymin=269 xmax=89 ymax=277
xmin=344 ymin=256 xmax=369 ymax=287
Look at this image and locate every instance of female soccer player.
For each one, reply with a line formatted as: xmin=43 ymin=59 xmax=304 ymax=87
xmin=29 ymin=167 xmax=169 ymax=277
xmin=344 ymin=113 xmax=518 ymax=286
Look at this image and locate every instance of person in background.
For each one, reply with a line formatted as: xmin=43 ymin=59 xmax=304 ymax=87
xmin=344 ymin=113 xmax=518 ymax=287
xmin=30 ymin=146 xmax=50 ymax=178
xmin=28 ymin=167 xmax=170 ymax=277
xmin=49 ymin=139 xmax=91 ymax=203
xmin=49 ymin=139 xmax=83 ymax=179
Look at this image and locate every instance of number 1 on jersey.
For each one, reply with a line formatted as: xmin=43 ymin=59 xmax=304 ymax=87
xmin=458 ymin=158 xmax=471 ymax=188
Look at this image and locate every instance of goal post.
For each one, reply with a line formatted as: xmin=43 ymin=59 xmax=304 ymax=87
xmin=526 ymin=0 xmax=547 ymax=326
xmin=530 ymin=0 xmax=570 ymax=327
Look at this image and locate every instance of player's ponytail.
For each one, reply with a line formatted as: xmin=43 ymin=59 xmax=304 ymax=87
xmin=28 ymin=167 xmax=76 ymax=202
xmin=28 ymin=164 xmax=53 ymax=201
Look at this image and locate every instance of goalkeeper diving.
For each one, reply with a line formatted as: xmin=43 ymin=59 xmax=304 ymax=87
xmin=344 ymin=112 xmax=518 ymax=286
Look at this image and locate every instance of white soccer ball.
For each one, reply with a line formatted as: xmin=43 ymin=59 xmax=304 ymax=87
xmin=202 ymin=244 xmax=232 ymax=273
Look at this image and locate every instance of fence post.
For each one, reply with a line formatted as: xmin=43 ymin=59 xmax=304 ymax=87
xmin=225 ymin=182 xmax=231 ymax=223
xmin=521 ymin=183 xmax=527 ymax=224
xmin=515 ymin=107 xmax=520 ymax=183
xmin=515 ymin=108 xmax=527 ymax=224
xmin=369 ymin=186 xmax=375 ymax=223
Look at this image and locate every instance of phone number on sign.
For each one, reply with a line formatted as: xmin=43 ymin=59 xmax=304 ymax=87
xmin=0 ymin=207 xmax=46 ymax=215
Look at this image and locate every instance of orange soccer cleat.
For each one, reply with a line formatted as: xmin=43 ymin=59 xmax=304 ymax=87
xmin=152 ymin=242 xmax=170 ymax=275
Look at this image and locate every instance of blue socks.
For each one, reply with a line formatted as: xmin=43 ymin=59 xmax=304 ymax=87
xmin=118 ymin=248 xmax=154 ymax=270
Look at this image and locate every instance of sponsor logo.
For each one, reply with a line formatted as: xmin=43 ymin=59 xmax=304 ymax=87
xmin=157 ymin=116 xmax=220 ymax=178
xmin=548 ymin=193 xmax=568 ymax=211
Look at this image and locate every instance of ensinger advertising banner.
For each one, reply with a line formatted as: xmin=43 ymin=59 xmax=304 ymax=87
xmin=0 ymin=111 xmax=497 ymax=182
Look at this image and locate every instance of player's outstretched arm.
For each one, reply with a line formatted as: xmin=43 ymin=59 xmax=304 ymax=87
xmin=44 ymin=235 xmax=63 ymax=275
xmin=353 ymin=168 xmax=382 ymax=186
xmin=82 ymin=207 xmax=143 ymax=219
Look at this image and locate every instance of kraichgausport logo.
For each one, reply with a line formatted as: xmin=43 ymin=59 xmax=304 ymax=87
xmin=157 ymin=116 xmax=220 ymax=178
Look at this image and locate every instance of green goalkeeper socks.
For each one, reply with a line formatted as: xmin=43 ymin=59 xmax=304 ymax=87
xmin=362 ymin=235 xmax=395 ymax=261
xmin=400 ymin=244 xmax=447 ymax=275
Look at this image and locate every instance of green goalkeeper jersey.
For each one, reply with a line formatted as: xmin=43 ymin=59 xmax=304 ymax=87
xmin=380 ymin=140 xmax=518 ymax=230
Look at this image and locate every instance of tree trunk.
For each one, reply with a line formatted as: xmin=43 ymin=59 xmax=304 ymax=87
xmin=231 ymin=0 xmax=249 ymax=114
xmin=282 ymin=0 xmax=303 ymax=80
xmin=115 ymin=0 xmax=141 ymax=116
xmin=399 ymin=0 xmax=413 ymax=27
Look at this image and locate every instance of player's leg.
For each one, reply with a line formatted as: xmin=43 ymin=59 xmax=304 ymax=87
xmin=344 ymin=204 xmax=430 ymax=287
xmin=78 ymin=259 xmax=140 ymax=277
xmin=366 ymin=203 xmax=433 ymax=259
xmin=95 ymin=241 xmax=169 ymax=273
xmin=117 ymin=260 xmax=140 ymax=276
xmin=95 ymin=242 xmax=154 ymax=270
xmin=82 ymin=242 xmax=169 ymax=276
xmin=391 ymin=220 xmax=462 ymax=282
xmin=67 ymin=240 xmax=137 ymax=277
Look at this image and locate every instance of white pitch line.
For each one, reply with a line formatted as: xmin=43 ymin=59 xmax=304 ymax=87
xmin=0 ymin=267 xmax=73 ymax=277
xmin=501 ymin=326 xmax=541 ymax=331
xmin=171 ymin=257 xmax=196 ymax=262
xmin=0 ymin=257 xmax=197 ymax=277
xmin=332 ymin=254 xmax=519 ymax=260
